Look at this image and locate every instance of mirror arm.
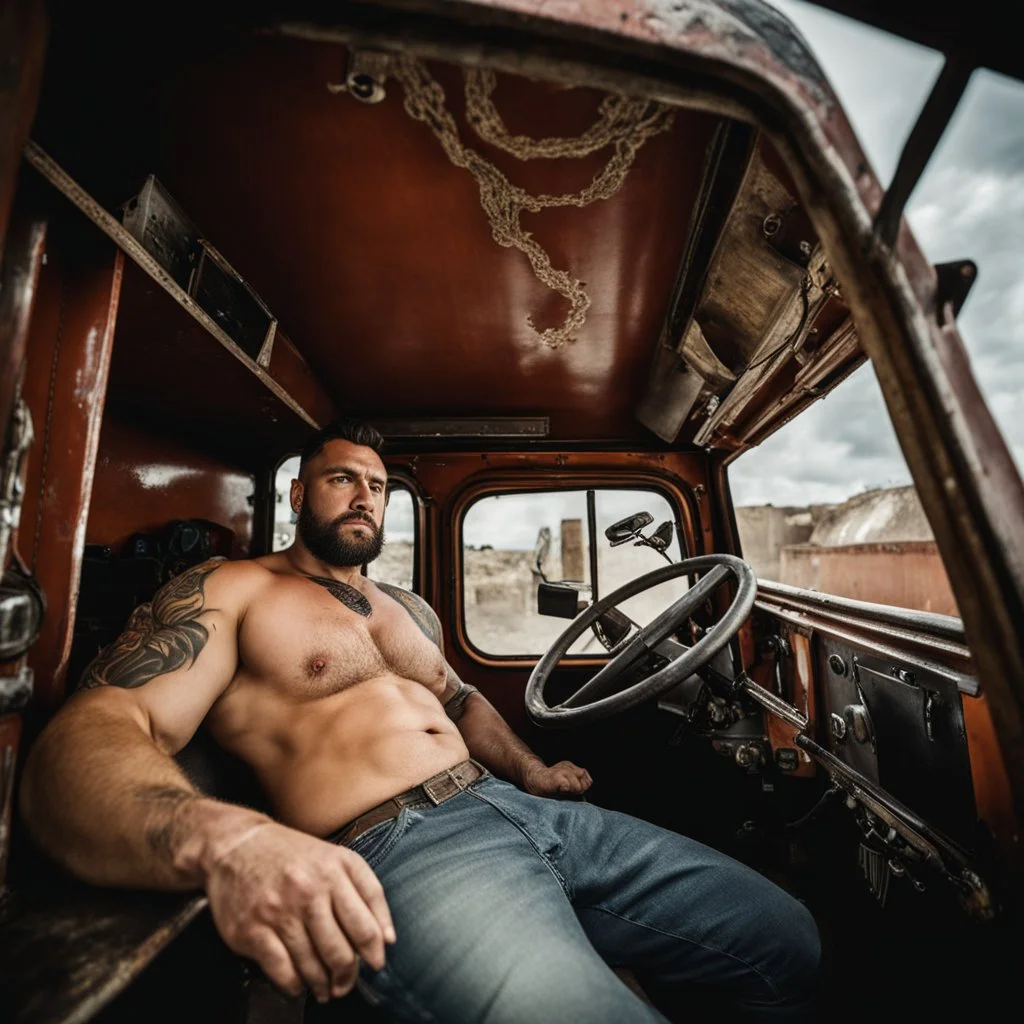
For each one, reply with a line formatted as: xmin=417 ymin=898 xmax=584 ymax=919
xmin=586 ymin=489 xmax=599 ymax=603
xmin=636 ymin=537 xmax=676 ymax=565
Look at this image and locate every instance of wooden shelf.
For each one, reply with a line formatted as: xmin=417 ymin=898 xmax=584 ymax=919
xmin=24 ymin=142 xmax=335 ymax=467
xmin=109 ymin=260 xmax=331 ymax=466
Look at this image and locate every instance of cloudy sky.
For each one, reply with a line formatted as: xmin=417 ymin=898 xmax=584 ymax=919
xmin=730 ymin=0 xmax=1024 ymax=506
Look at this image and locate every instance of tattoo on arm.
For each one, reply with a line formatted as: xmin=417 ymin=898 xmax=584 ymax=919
xmin=442 ymin=674 xmax=480 ymax=722
xmin=306 ymin=575 xmax=373 ymax=617
xmin=135 ymin=785 xmax=197 ymax=860
xmin=80 ymin=561 xmax=222 ymax=690
xmin=374 ymin=582 xmax=476 ymax=718
xmin=375 ymin=582 xmax=442 ymax=646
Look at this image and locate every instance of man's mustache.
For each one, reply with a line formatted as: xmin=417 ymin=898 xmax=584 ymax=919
xmin=334 ymin=513 xmax=377 ymax=529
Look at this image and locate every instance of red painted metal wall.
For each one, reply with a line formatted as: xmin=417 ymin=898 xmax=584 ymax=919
xmin=88 ymin=413 xmax=255 ymax=559
xmin=780 ymin=541 xmax=958 ymax=616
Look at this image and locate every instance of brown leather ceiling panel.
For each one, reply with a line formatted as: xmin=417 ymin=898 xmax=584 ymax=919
xmin=152 ymin=37 xmax=718 ymax=439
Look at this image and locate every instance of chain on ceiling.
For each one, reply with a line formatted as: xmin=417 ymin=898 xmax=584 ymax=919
xmin=391 ymin=59 xmax=675 ymax=349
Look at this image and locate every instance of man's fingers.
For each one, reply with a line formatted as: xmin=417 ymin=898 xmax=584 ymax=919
xmin=330 ymin=870 xmax=389 ymax=970
xmin=277 ymin=917 xmax=332 ymax=1002
xmin=305 ymin=896 xmax=360 ymax=997
xmin=343 ymin=851 xmax=397 ymax=945
xmin=243 ymin=927 xmax=304 ymax=998
xmin=554 ymin=766 xmax=590 ymax=792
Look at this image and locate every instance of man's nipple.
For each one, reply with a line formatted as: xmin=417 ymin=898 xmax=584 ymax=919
xmin=310 ymin=657 xmax=327 ymax=675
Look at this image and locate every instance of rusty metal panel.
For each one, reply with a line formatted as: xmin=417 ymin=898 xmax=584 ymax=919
xmin=18 ymin=224 xmax=121 ymax=711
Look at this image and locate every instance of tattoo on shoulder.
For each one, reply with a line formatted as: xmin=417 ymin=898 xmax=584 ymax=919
xmin=375 ymin=582 xmax=442 ymax=648
xmin=306 ymin=575 xmax=373 ymax=617
xmin=79 ymin=561 xmax=222 ymax=690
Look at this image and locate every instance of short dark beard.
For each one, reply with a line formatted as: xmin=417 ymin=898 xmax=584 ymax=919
xmin=297 ymin=504 xmax=385 ymax=567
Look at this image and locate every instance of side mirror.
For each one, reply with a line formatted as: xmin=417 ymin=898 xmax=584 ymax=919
xmin=537 ymin=581 xmax=582 ymax=619
xmin=649 ymin=520 xmax=674 ymax=553
xmin=605 ymin=511 xmax=653 ymax=547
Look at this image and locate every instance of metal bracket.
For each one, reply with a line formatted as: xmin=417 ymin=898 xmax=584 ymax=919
xmin=934 ymin=260 xmax=977 ymax=321
xmin=0 ymin=564 xmax=45 ymax=661
xmin=0 ymin=398 xmax=34 ymax=571
xmin=0 ymin=664 xmax=33 ymax=714
xmin=872 ymin=57 xmax=972 ymax=249
xmin=327 ymin=49 xmax=393 ymax=103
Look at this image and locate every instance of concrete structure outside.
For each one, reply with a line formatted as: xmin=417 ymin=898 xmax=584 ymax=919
xmin=738 ymin=485 xmax=956 ymax=616
xmin=807 ymin=486 xmax=933 ymax=546
xmin=734 ymin=505 xmax=815 ymax=582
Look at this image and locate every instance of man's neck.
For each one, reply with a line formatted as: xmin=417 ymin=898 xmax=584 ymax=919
xmin=284 ymin=546 xmax=365 ymax=586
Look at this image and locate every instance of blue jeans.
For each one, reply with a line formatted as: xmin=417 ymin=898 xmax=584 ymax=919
xmin=344 ymin=776 xmax=820 ymax=1022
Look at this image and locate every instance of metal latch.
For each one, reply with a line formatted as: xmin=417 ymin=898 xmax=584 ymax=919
xmin=0 ymin=398 xmax=34 ymax=571
xmin=0 ymin=664 xmax=33 ymax=713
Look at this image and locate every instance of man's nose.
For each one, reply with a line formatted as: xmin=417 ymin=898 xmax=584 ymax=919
xmin=351 ymin=480 xmax=374 ymax=512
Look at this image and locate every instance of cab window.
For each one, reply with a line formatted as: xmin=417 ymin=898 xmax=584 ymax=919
xmin=729 ymin=367 xmax=958 ymax=616
xmin=461 ymin=487 xmax=687 ymax=657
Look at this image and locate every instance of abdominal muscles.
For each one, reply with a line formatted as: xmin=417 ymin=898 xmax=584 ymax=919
xmin=218 ymin=674 xmax=470 ymax=837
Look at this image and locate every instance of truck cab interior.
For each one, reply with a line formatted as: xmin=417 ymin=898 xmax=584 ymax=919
xmin=1 ymin=1 xmax=1022 ymax=1021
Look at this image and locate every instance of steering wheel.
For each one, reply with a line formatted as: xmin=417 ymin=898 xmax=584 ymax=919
xmin=525 ymin=554 xmax=757 ymax=727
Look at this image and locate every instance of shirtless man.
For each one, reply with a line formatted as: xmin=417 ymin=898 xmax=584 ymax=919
xmin=20 ymin=420 xmax=820 ymax=1022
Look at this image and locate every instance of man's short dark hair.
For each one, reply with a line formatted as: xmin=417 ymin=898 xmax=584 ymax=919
xmin=298 ymin=419 xmax=384 ymax=478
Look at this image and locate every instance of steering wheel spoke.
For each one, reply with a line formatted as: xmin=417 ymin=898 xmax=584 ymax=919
xmin=633 ymin=562 xmax=730 ymax=650
xmin=526 ymin=554 xmax=757 ymax=727
xmin=562 ymin=633 xmax=652 ymax=707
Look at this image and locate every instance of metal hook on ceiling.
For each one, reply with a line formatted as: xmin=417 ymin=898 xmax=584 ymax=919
xmin=326 ymin=49 xmax=393 ymax=104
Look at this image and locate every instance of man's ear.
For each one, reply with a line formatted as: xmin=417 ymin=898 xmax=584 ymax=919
xmin=290 ymin=478 xmax=304 ymax=515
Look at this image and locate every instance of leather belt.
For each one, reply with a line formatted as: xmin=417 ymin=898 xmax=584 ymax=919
xmin=327 ymin=759 xmax=487 ymax=847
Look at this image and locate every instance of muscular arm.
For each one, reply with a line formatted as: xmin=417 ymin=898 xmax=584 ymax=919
xmin=376 ymin=583 xmax=592 ymax=797
xmin=21 ymin=560 xmax=395 ymax=1002
xmin=20 ymin=559 xmax=258 ymax=888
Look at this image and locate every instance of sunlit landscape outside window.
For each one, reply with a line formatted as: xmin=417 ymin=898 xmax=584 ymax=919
xmin=463 ymin=488 xmax=688 ymax=656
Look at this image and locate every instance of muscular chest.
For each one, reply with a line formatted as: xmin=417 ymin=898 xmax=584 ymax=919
xmin=238 ymin=580 xmax=447 ymax=699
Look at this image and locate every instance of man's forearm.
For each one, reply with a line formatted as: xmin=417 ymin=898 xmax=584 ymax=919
xmin=454 ymin=692 xmax=545 ymax=787
xmin=20 ymin=697 xmax=270 ymax=890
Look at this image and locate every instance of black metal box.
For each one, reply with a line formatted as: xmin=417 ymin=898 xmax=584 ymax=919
xmin=121 ymin=176 xmax=275 ymax=361
xmin=120 ymin=175 xmax=199 ymax=290
xmin=190 ymin=240 xmax=274 ymax=361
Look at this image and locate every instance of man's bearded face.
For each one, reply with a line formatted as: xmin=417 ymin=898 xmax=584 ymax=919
xmin=297 ymin=501 xmax=385 ymax=567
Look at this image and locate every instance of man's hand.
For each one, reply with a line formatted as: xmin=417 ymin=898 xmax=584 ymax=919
xmin=203 ymin=822 xmax=396 ymax=1003
xmin=522 ymin=760 xmax=592 ymax=798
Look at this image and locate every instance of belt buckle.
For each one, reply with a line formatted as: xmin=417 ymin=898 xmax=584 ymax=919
xmin=423 ymin=770 xmax=462 ymax=806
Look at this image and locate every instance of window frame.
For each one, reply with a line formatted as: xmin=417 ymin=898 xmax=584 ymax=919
xmin=371 ymin=471 xmax=425 ymax=596
xmin=453 ymin=474 xmax=696 ymax=666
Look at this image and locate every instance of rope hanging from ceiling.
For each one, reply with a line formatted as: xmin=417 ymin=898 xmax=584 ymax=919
xmin=392 ymin=59 xmax=675 ymax=349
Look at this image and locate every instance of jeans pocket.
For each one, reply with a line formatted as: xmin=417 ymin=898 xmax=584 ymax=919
xmin=345 ymin=808 xmax=410 ymax=870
